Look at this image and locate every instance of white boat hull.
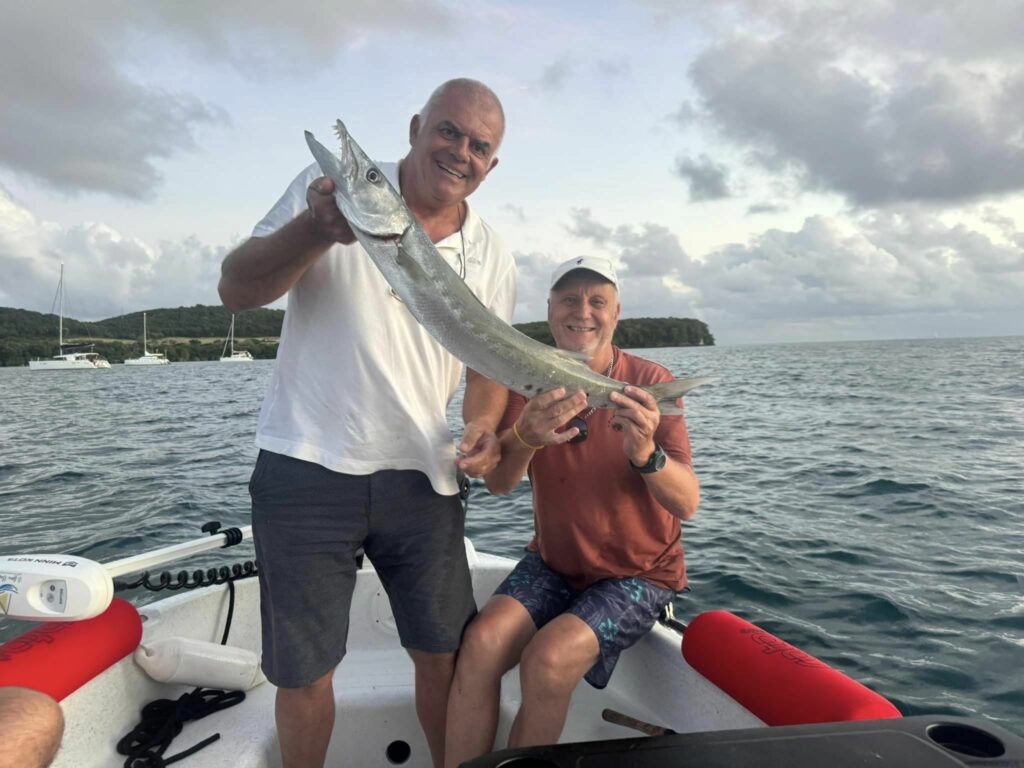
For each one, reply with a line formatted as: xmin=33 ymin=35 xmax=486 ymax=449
xmin=53 ymin=545 xmax=760 ymax=768
xmin=124 ymin=353 xmax=170 ymax=365
xmin=29 ymin=353 xmax=111 ymax=370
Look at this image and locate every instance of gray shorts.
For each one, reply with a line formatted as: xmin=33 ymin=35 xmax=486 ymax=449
xmin=249 ymin=450 xmax=476 ymax=688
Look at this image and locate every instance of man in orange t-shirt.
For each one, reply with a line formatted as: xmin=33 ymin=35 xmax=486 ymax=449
xmin=445 ymin=256 xmax=701 ymax=765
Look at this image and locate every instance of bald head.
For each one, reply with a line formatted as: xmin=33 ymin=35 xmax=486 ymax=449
xmin=420 ymin=78 xmax=505 ymax=151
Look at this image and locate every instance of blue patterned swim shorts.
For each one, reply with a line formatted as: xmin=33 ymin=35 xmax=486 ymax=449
xmin=494 ymin=551 xmax=677 ymax=688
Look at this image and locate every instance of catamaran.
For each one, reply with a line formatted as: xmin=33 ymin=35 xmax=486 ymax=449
xmin=124 ymin=312 xmax=170 ymax=366
xmin=220 ymin=315 xmax=254 ymax=362
xmin=28 ymin=263 xmax=111 ymax=371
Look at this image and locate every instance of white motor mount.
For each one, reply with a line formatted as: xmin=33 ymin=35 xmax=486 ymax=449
xmin=0 ymin=525 xmax=253 ymax=623
xmin=0 ymin=554 xmax=113 ymax=621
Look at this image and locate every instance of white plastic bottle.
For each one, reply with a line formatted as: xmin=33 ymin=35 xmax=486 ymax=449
xmin=134 ymin=637 xmax=266 ymax=691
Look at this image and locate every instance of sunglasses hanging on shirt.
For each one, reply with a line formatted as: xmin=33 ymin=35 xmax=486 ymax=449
xmin=567 ymin=354 xmax=616 ymax=445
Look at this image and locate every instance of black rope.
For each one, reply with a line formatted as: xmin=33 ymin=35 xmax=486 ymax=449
xmin=116 ymin=687 xmax=246 ymax=767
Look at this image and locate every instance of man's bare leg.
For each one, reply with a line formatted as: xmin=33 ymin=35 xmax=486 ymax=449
xmin=0 ymin=687 xmax=64 ymax=768
xmin=444 ymin=596 xmax=537 ymax=768
xmin=408 ymin=649 xmax=461 ymax=768
xmin=508 ymin=614 xmax=599 ymax=748
xmin=275 ymin=668 xmax=336 ymax=768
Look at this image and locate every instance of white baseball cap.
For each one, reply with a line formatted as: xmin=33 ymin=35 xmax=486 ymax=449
xmin=549 ymin=256 xmax=619 ymax=290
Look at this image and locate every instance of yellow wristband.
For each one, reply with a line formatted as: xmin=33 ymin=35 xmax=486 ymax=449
xmin=512 ymin=421 xmax=544 ymax=451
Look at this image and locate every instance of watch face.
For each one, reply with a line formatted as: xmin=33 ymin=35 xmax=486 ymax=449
xmin=653 ymin=447 xmax=667 ymax=470
xmin=635 ymin=444 xmax=666 ymax=473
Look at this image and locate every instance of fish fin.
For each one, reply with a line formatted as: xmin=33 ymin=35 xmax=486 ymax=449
xmin=643 ymin=377 xmax=714 ymax=415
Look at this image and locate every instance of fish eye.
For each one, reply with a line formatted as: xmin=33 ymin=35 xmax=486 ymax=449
xmin=366 ymin=168 xmax=381 ymax=183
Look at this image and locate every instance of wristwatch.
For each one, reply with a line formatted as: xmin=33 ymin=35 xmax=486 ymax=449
xmin=630 ymin=444 xmax=667 ymax=474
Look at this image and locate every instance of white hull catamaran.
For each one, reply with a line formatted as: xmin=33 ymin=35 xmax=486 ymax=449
xmin=28 ymin=263 xmax=111 ymax=371
xmin=220 ymin=314 xmax=254 ymax=362
xmin=124 ymin=312 xmax=170 ymax=365
xmin=0 ymin=527 xmax=1019 ymax=768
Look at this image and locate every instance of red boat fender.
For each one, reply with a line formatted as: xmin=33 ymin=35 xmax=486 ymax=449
xmin=682 ymin=610 xmax=901 ymax=726
xmin=0 ymin=598 xmax=142 ymax=701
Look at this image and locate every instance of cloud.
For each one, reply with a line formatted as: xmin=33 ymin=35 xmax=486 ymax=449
xmin=562 ymin=209 xmax=701 ymax=317
xmin=0 ymin=185 xmax=227 ymax=319
xmin=596 ymin=59 xmax=631 ymax=79
xmin=669 ymin=102 xmax=699 ymax=128
xmin=674 ymin=154 xmax=732 ymax=201
xmin=0 ymin=1 xmax=452 ymax=198
xmin=665 ymin=1 xmax=1024 ymax=205
xmin=539 ymin=57 xmax=573 ymax=92
xmin=0 ymin=6 xmax=227 ymax=199
xmin=747 ymin=202 xmax=786 ymax=215
xmin=562 ymin=204 xmax=1024 ymax=339
xmin=144 ymin=0 xmax=453 ymax=74
xmin=566 ymin=207 xmax=614 ymax=243
xmin=509 ymin=251 xmax=560 ymax=323
xmin=501 ymin=203 xmax=527 ymax=223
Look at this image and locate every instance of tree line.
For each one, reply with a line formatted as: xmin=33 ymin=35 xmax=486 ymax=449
xmin=0 ymin=305 xmax=713 ymax=367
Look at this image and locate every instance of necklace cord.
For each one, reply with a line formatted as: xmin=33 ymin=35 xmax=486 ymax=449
xmin=577 ymin=353 xmax=617 ymax=421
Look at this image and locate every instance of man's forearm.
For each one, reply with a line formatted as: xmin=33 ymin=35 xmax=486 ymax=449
xmin=484 ymin=428 xmax=534 ymax=495
xmin=219 ymin=211 xmax=332 ymax=311
xmin=642 ymin=460 xmax=700 ymax=521
xmin=463 ymin=369 xmax=508 ymax=431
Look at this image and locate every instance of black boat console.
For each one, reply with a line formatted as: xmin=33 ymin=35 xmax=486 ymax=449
xmin=460 ymin=715 xmax=1024 ymax=767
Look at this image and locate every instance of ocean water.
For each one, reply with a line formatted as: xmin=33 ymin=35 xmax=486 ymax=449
xmin=0 ymin=337 xmax=1021 ymax=730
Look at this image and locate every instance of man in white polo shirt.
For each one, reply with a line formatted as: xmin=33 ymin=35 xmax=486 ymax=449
xmin=218 ymin=78 xmax=516 ymax=768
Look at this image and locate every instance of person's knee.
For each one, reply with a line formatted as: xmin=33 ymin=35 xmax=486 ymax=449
xmin=0 ymin=687 xmax=64 ymax=768
xmin=519 ymin=638 xmax=577 ymax=692
xmin=278 ymin=667 xmax=335 ymax=700
xmin=408 ymin=648 xmax=456 ymax=679
xmin=459 ymin=616 xmax=512 ymax=671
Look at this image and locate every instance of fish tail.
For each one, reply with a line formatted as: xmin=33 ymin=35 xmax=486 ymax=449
xmin=644 ymin=377 xmax=713 ymax=415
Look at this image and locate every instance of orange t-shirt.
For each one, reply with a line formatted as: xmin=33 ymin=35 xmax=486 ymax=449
xmin=500 ymin=348 xmax=693 ymax=591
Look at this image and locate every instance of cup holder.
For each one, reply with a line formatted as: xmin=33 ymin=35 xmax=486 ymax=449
xmin=385 ymin=740 xmax=411 ymax=764
xmin=926 ymin=723 xmax=1006 ymax=758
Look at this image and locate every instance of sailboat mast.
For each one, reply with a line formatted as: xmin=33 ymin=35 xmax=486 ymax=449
xmin=230 ymin=315 xmax=235 ymax=355
xmin=58 ymin=262 xmax=65 ymax=350
xmin=143 ymin=312 xmax=148 ymax=354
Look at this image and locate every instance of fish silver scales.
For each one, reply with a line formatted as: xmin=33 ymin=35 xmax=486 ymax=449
xmin=305 ymin=122 xmax=709 ymax=413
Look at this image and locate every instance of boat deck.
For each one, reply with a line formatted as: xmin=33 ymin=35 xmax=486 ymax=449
xmin=54 ymin=548 xmax=759 ymax=767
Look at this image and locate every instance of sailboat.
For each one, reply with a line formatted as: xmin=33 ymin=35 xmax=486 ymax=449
xmin=28 ymin=264 xmax=111 ymax=371
xmin=219 ymin=314 xmax=254 ymax=362
xmin=124 ymin=313 xmax=170 ymax=366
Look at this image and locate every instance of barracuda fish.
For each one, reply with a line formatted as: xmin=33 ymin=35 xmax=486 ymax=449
xmin=305 ymin=122 xmax=709 ymax=414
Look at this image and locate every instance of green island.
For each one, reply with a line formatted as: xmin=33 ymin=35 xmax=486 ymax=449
xmin=0 ymin=305 xmax=714 ymax=366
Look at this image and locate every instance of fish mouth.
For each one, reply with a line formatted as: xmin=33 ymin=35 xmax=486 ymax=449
xmin=437 ymin=161 xmax=467 ymax=179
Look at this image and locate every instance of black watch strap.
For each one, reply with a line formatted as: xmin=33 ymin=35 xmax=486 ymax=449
xmin=631 ymin=444 xmax=667 ymax=474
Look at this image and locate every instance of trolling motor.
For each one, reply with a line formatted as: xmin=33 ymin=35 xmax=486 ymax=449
xmin=0 ymin=525 xmax=252 ymax=622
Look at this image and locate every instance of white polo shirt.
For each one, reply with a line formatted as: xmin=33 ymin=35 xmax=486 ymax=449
xmin=251 ymin=161 xmax=517 ymax=496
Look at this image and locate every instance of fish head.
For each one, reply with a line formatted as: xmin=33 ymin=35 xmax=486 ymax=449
xmin=304 ymin=121 xmax=412 ymax=239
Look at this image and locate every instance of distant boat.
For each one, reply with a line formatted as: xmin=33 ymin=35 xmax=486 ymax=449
xmin=219 ymin=315 xmax=254 ymax=362
xmin=124 ymin=312 xmax=170 ymax=366
xmin=28 ymin=263 xmax=111 ymax=371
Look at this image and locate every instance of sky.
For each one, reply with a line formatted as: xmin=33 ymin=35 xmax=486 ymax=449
xmin=1 ymin=0 xmax=1022 ymax=344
